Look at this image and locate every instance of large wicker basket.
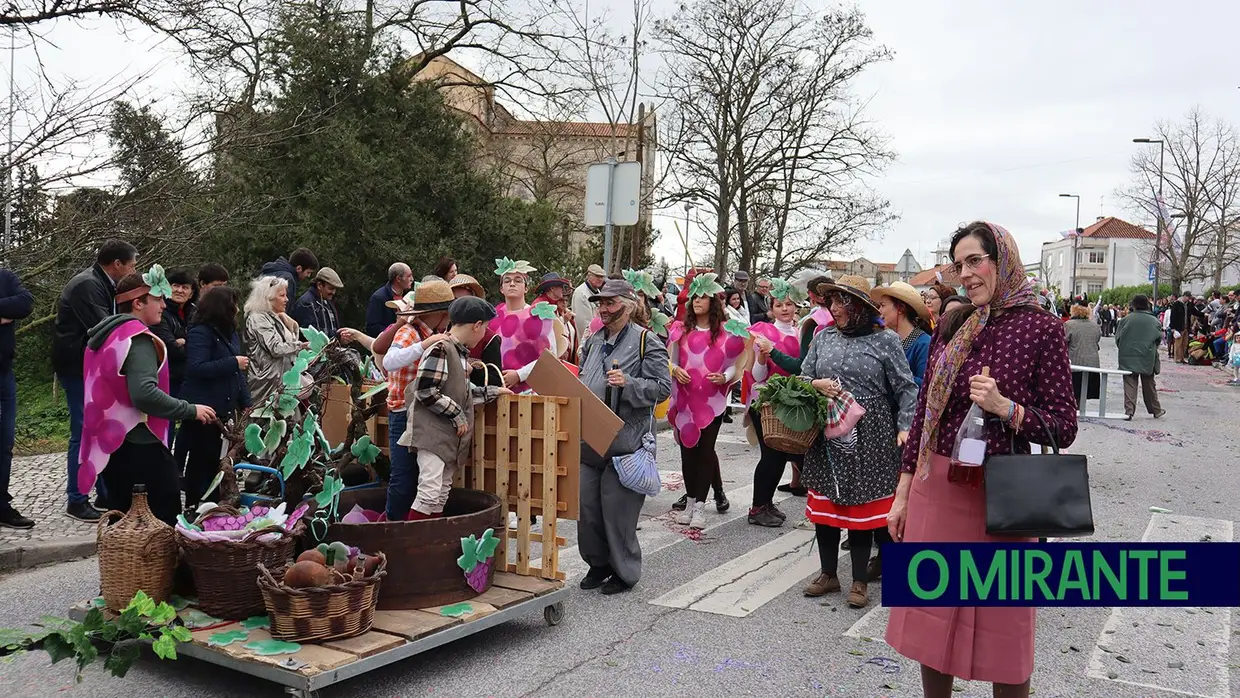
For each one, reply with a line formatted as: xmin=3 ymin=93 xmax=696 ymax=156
xmin=257 ymin=553 xmax=387 ymax=643
xmin=97 ymin=489 xmax=178 ymax=611
xmin=758 ymin=403 xmax=819 ymax=455
xmin=177 ymin=510 xmax=302 ymax=619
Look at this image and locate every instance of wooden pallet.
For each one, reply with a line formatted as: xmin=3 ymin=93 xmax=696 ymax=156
xmin=454 ymin=395 xmax=580 ymax=581
xmin=72 ymin=573 xmax=564 ymax=688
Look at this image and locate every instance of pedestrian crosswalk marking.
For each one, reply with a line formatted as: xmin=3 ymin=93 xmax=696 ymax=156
xmin=647 ymin=530 xmax=819 ymax=617
xmin=558 ymin=479 xmax=796 ymax=581
xmin=1085 ymin=513 xmax=1234 ymax=698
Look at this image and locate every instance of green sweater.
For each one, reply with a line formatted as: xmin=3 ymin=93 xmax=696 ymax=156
xmin=88 ymin=315 xmax=197 ymax=444
xmin=769 ymin=320 xmax=821 ymax=374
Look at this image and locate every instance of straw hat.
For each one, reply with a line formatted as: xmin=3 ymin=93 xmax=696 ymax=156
xmin=818 ymin=275 xmax=879 ymax=313
xmin=449 ymin=273 xmax=486 ymax=300
xmin=870 ymin=281 xmax=933 ymax=326
xmin=387 ymin=278 xmax=453 ymax=315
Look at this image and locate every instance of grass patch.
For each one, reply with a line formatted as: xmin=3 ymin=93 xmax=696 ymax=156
xmin=16 ymin=376 xmax=69 ymax=456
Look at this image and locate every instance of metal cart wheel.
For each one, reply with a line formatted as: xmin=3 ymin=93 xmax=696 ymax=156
xmin=283 ymin=688 xmax=319 ymax=698
xmin=543 ymin=602 xmax=564 ymax=626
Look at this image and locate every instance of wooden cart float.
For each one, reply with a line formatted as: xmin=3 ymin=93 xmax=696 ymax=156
xmin=71 ymin=572 xmax=565 ymax=698
xmin=455 ymin=395 xmax=581 ymax=581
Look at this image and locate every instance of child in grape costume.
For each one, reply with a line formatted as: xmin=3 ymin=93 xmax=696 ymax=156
xmin=743 ymin=279 xmax=809 ymax=528
xmin=489 ymin=258 xmax=566 ymax=393
xmin=666 ymin=273 xmax=751 ymax=529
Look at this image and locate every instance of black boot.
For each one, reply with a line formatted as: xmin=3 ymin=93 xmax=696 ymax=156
xmin=580 ymin=566 xmax=614 ymax=590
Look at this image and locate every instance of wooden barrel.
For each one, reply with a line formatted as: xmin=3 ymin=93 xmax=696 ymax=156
xmin=326 ymin=487 xmax=503 ymax=610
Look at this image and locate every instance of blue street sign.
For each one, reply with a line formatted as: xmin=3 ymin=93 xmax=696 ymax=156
xmin=1148 ymin=263 xmax=1156 ymax=281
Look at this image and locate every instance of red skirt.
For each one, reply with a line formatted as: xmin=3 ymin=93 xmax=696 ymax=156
xmin=804 ymin=490 xmax=892 ymax=530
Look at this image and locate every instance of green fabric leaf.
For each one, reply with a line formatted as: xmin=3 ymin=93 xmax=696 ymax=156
xmin=244 ymin=423 xmax=265 ymax=456
xmin=207 ymin=629 xmax=248 ymax=647
xmin=178 ymin=608 xmax=222 ymax=629
xmin=350 ymin=435 xmax=380 ymax=466
xmin=456 ymin=534 xmax=480 ymax=573
xmin=300 ymin=326 xmax=330 ymax=352
xmin=142 ymin=264 xmax=173 ymax=298
xmin=243 ymin=639 xmax=301 ymax=655
xmin=439 ymin=602 xmax=475 ymax=617
xmin=280 ymin=434 xmax=312 ymax=478
xmin=650 ymin=311 xmax=670 ymax=336
xmin=202 ymin=470 xmax=225 ymax=501
xmin=151 ymin=633 xmax=178 ymax=660
xmin=494 ymin=258 xmax=536 ymax=276
xmin=623 ymin=269 xmax=661 ymax=298
xmin=263 ymin=420 xmax=287 ymax=455
xmin=530 ymin=301 xmax=557 ymax=320
xmin=723 ymin=318 xmax=751 ymax=338
xmin=240 ymin=616 xmax=270 ymax=630
xmin=476 ymin=528 xmax=500 ymax=561
xmin=275 ymin=393 xmax=299 ymax=417
xmin=281 ymin=365 xmax=303 ymax=388
xmin=314 ymin=475 xmax=343 ymax=509
xmin=769 ymin=278 xmax=807 ymax=304
xmin=687 ymin=272 xmax=724 ymax=298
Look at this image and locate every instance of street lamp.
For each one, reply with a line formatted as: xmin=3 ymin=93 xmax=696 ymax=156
xmin=1134 ymin=137 xmax=1166 ymax=299
xmin=1060 ymin=193 xmax=1081 ymax=298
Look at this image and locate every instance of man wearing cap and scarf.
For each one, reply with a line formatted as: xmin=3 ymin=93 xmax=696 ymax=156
xmin=576 ymin=279 xmax=672 ymax=595
xmin=381 ymin=279 xmax=452 ymax=520
xmin=78 ymin=267 xmax=217 ymax=525
xmin=291 ymin=267 xmax=345 ymax=337
xmin=571 ymin=264 xmax=607 ymax=342
xmin=397 ymin=296 xmax=512 ymax=520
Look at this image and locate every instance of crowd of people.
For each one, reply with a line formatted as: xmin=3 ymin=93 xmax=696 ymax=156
xmin=0 ymin=219 xmax=1134 ymax=697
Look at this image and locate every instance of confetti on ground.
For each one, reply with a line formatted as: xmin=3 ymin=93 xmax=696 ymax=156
xmin=1081 ymin=418 xmax=1184 ymax=447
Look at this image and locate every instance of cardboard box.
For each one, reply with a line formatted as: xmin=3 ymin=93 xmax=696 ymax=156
xmin=526 ymin=350 xmax=622 ymax=456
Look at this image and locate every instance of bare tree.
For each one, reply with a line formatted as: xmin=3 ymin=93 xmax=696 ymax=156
xmin=653 ymin=0 xmax=893 ymax=277
xmin=1120 ymin=109 xmax=1240 ymax=294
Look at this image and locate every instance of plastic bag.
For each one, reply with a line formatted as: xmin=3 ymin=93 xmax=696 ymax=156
xmin=613 ymin=431 xmax=661 ymax=498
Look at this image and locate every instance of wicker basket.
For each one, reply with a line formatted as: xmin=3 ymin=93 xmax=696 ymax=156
xmin=758 ymin=403 xmax=819 ymax=455
xmin=257 ymin=553 xmax=387 ymax=643
xmin=177 ymin=508 xmax=303 ymax=619
xmin=97 ymin=489 xmax=178 ymax=612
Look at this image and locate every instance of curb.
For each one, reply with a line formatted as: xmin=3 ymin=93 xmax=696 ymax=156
xmin=0 ymin=535 xmax=96 ymax=572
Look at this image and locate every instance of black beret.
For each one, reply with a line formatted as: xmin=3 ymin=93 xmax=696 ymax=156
xmin=449 ymin=295 xmax=497 ymax=325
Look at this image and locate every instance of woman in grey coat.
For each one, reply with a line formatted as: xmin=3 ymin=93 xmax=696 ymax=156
xmin=243 ymin=276 xmax=309 ymax=410
xmin=577 ymin=279 xmax=672 ymax=595
xmin=1064 ymin=303 xmax=1101 ymax=402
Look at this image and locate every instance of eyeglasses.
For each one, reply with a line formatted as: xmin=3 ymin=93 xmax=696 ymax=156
xmin=951 ymin=254 xmax=991 ymax=276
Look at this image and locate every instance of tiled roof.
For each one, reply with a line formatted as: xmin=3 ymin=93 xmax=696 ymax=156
xmin=908 ymin=263 xmax=959 ymax=287
xmin=1080 ymin=216 xmax=1154 ymax=240
xmin=494 ymin=121 xmax=638 ymax=138
xmin=877 ymin=263 xmax=897 ymax=272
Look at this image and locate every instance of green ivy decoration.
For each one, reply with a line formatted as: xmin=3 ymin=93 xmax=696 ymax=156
xmin=244 ymin=423 xmax=265 ymax=456
xmin=243 ymin=639 xmax=301 ymax=656
xmin=300 ymin=326 xmax=330 ymax=353
xmin=724 ymin=318 xmax=752 ymax=338
xmin=530 ymin=301 xmax=557 ymax=320
xmin=0 ymin=591 xmax=189 ymax=682
xmin=493 ymin=257 xmax=536 ymax=277
xmin=275 ymin=393 xmax=299 ymax=417
xmin=623 ymin=269 xmax=661 ymax=298
xmin=142 ymin=264 xmax=173 ymax=298
xmin=439 ymin=602 xmax=476 ymax=618
xmin=650 ymin=310 xmax=671 ymax=336
xmin=456 ymin=529 xmax=501 ymax=574
xmin=178 ymin=608 xmax=222 ymax=629
xmin=350 ymin=435 xmax=380 ymax=466
xmin=240 ymin=616 xmax=270 ymax=630
xmin=279 ymin=426 xmax=314 ymax=478
xmin=207 ymin=630 xmax=248 ymax=647
xmin=769 ymin=278 xmax=807 ymax=304
xmin=687 ymin=272 xmax=724 ymax=298
xmin=314 ymin=475 xmax=343 ymax=509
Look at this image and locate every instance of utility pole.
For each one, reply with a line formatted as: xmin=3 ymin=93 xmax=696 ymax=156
xmin=1060 ymin=193 xmax=1081 ymax=298
xmin=3 ymin=27 xmax=14 ymax=265
xmin=1134 ymin=138 xmax=1166 ymax=300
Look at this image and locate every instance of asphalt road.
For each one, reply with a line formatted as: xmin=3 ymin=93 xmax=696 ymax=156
xmin=2 ymin=343 xmax=1238 ymax=698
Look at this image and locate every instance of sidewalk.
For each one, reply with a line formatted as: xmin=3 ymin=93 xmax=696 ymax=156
xmin=0 ymin=453 xmax=96 ymax=572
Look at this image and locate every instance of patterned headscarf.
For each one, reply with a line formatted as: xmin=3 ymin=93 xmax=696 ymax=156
xmin=914 ymin=222 xmax=1040 ymax=480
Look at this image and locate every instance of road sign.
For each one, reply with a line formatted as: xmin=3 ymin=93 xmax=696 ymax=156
xmin=1148 ymin=263 xmax=1156 ymax=282
xmin=584 ymin=161 xmax=641 ymax=227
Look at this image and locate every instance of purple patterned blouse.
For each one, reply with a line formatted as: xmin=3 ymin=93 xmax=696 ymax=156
xmin=901 ymin=307 xmax=1078 ymax=473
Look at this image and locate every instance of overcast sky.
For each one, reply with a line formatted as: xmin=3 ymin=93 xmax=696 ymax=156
xmin=14 ymin=0 xmax=1240 ymax=274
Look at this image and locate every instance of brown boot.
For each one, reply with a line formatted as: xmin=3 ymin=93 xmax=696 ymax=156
xmin=848 ymin=581 xmax=869 ymax=608
xmin=803 ymin=572 xmax=841 ymax=597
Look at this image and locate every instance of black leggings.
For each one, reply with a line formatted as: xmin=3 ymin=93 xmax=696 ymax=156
xmin=750 ymin=408 xmax=803 ymax=507
xmin=679 ymin=414 xmax=724 ymax=501
xmin=815 ymin=524 xmax=883 ymax=582
xmin=180 ymin=419 xmax=224 ymax=508
xmin=100 ymin=439 xmax=182 ymax=526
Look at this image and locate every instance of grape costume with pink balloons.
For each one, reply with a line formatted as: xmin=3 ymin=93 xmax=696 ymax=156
xmin=80 ymin=265 xmax=199 ymax=525
xmin=489 ymin=258 xmax=562 ymax=393
xmin=666 ymin=318 xmax=750 ymax=448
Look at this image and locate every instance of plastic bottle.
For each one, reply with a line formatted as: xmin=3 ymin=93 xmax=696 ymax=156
xmin=948 ymin=367 xmax=989 ymax=487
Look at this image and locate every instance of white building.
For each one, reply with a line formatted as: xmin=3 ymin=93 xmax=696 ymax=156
xmin=1039 ymin=217 xmax=1154 ymax=297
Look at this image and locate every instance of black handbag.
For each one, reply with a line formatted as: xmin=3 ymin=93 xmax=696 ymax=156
xmin=984 ymin=408 xmax=1095 ymax=538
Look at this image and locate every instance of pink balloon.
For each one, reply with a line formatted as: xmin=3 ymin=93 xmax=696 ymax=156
xmin=690 ymin=399 xmax=716 ymax=426
xmin=522 ymin=315 xmax=545 ymax=340
xmin=686 ymin=329 xmax=709 ymax=354
xmin=95 ymin=419 xmax=128 ymax=454
xmin=680 ymin=423 xmax=701 ymax=448
xmin=724 ymin=335 xmax=745 ymax=356
xmin=512 ymin=342 xmax=539 ymax=365
xmin=703 ymin=346 xmax=724 ymax=372
xmin=499 ymin=313 xmax=520 ymax=337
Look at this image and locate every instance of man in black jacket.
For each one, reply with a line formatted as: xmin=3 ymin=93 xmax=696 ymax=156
xmin=259 ymin=248 xmax=318 ymax=299
xmin=0 ymin=268 xmax=34 ymax=529
xmin=52 ymin=240 xmax=138 ymax=521
xmin=365 ymin=262 xmax=412 ymax=336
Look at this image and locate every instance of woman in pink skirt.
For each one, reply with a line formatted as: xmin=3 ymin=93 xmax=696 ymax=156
xmin=885 ymin=221 xmax=1078 ymax=697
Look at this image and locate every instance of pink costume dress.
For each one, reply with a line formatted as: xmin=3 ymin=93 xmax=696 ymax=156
xmin=742 ymin=319 xmax=799 ymax=405
xmin=78 ymin=319 xmax=171 ymax=496
xmin=885 ymin=309 xmax=1078 ymax=684
xmin=666 ymin=321 xmax=749 ymax=447
xmin=490 ymin=301 xmax=558 ymax=393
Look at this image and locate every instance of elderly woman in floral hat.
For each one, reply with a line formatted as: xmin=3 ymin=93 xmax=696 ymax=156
xmin=79 ymin=266 xmax=217 ymax=524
